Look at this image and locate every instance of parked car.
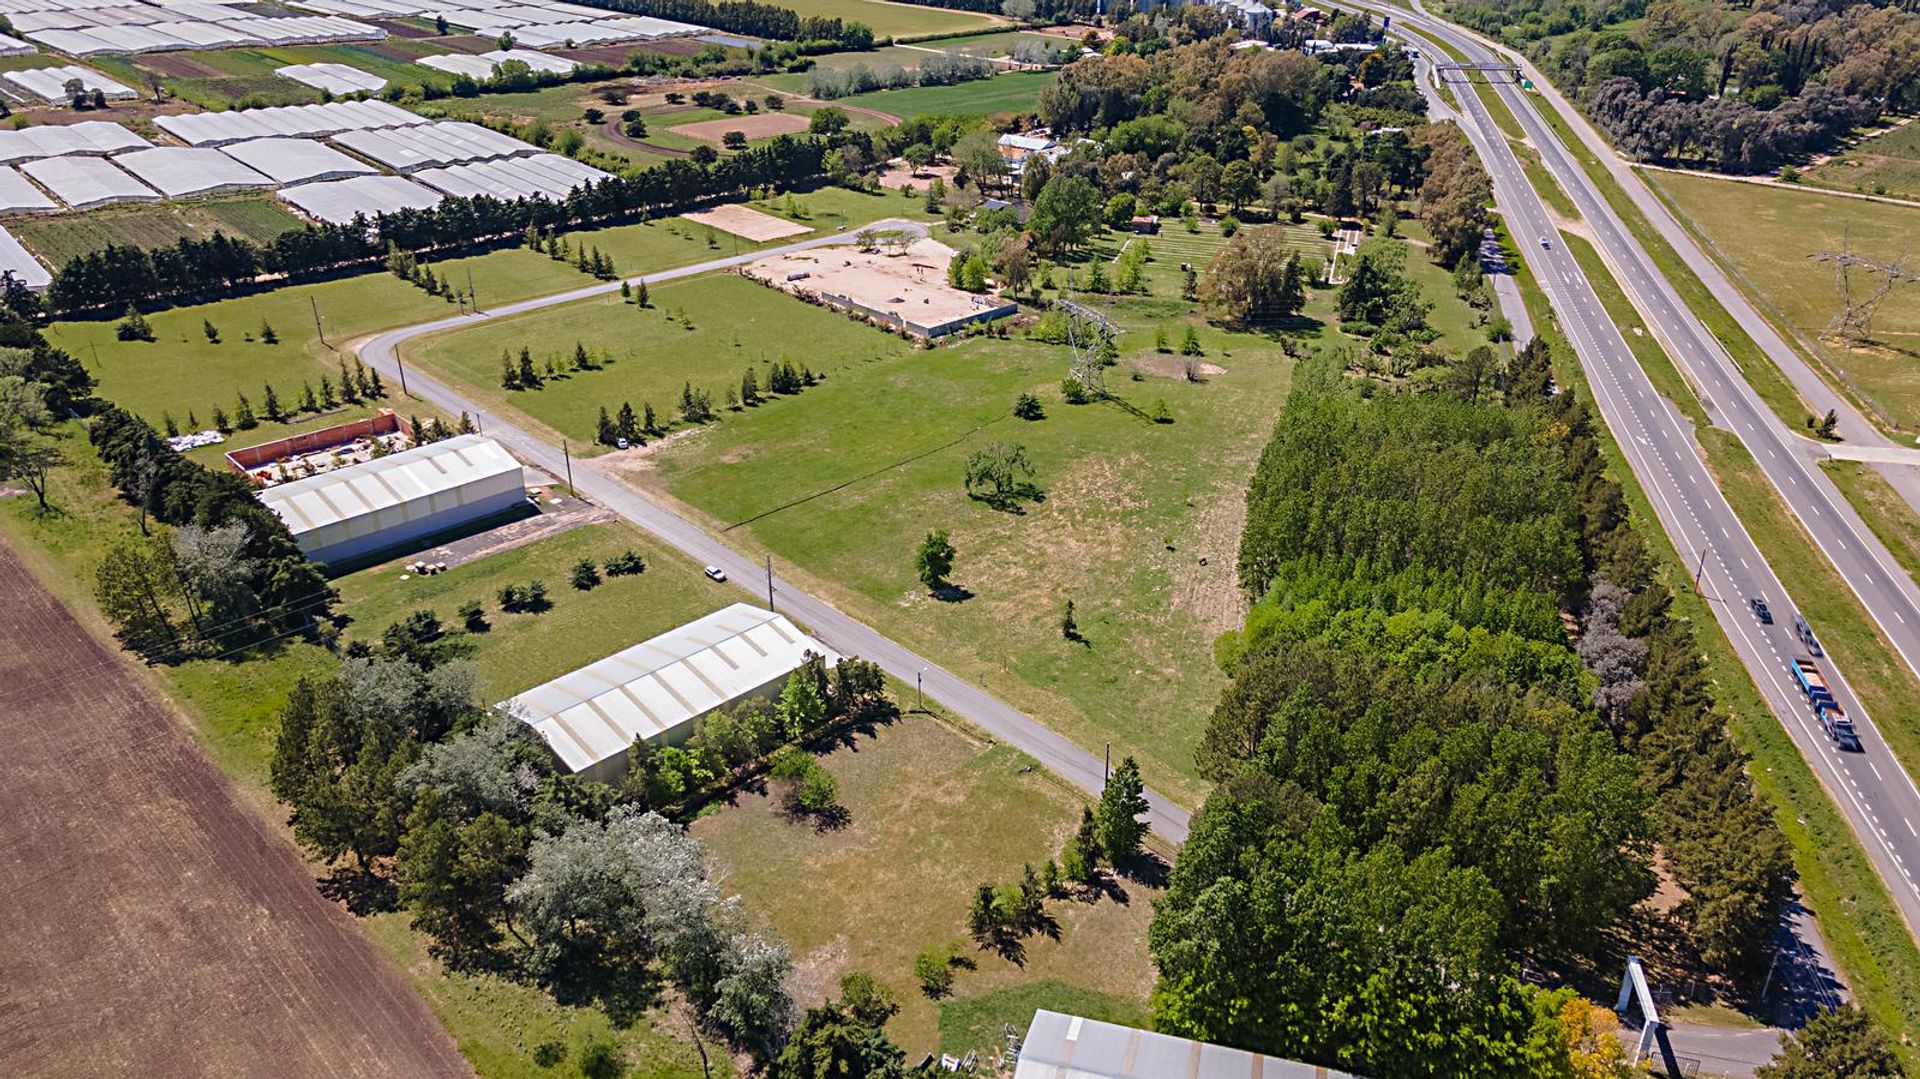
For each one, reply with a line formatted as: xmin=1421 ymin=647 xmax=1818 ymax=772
xmin=704 ymin=565 xmax=728 ymax=582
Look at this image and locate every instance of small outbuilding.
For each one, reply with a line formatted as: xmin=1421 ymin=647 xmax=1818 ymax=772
xmin=257 ymin=433 xmax=525 ymax=566
xmin=503 ymin=603 xmax=840 ymax=785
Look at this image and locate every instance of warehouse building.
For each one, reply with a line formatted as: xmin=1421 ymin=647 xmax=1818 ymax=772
xmin=504 ymin=603 xmax=840 ymax=785
xmin=257 ymin=433 xmax=525 ymax=566
xmin=1014 ymin=1012 xmax=1361 ymax=1079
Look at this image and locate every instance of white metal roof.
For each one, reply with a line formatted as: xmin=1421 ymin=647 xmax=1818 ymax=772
xmin=0 ymin=166 xmax=57 ymax=212
xmin=504 ymin=603 xmax=841 ymax=774
xmin=259 ymin=434 xmax=521 ymax=535
xmin=275 ymin=61 xmax=386 ymax=94
xmin=20 ymin=155 xmax=157 ymax=209
xmin=277 ymin=172 xmax=442 ymax=223
xmin=0 ymin=226 xmax=50 ymax=290
xmin=1014 ymin=1012 xmax=1363 ymax=1079
xmin=217 ymin=136 xmax=375 ymax=185
xmin=111 ymin=145 xmax=273 ymax=197
xmin=0 ymin=121 xmax=149 ymax=164
xmin=2 ymin=64 xmax=136 ymax=103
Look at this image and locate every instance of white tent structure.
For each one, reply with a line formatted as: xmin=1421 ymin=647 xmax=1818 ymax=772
xmin=413 ymin=153 xmax=609 ymax=200
xmin=277 ymin=173 xmax=442 ymax=223
xmin=20 ymin=155 xmax=157 ymax=209
xmin=0 ymin=121 xmax=150 ymax=164
xmin=0 ymin=32 xmax=36 ymax=55
xmin=275 ymin=61 xmax=386 ymax=94
xmin=3 ymin=64 xmax=136 ymax=103
xmin=257 ymin=433 xmax=525 ymax=566
xmin=111 ymin=145 xmax=273 ymax=197
xmin=504 ymin=603 xmax=840 ymax=784
xmin=331 ymin=121 xmax=539 ymax=172
xmin=416 ymin=48 xmax=577 ymax=79
xmin=0 ymin=226 xmax=51 ymax=291
xmin=217 ymin=137 xmax=376 ymax=185
xmin=0 ymin=167 xmax=58 ymax=213
xmin=155 ymin=99 xmax=426 ymax=147
xmin=1014 ymin=1012 xmax=1362 ymax=1079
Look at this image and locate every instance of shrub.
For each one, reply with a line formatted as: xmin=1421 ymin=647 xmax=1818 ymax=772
xmin=913 ymin=946 xmax=956 ymax=998
xmin=458 ymin=599 xmax=488 ymax=632
xmin=570 ymin=558 xmax=601 ymax=590
xmin=604 ymin=549 xmax=647 ymax=576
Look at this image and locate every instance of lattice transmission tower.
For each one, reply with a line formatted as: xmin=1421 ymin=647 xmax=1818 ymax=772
xmin=1812 ymin=224 xmax=1920 ymax=342
xmin=1057 ymin=273 xmax=1115 ymax=398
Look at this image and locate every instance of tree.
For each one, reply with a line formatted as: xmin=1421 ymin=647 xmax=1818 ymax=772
xmin=1061 ymin=598 xmax=1079 ymax=640
xmin=1061 ymin=806 xmax=1102 ymax=883
xmin=570 ymin=558 xmax=601 ymax=590
xmin=916 ymin=529 xmax=955 ymax=591
xmin=261 ymin=383 xmax=282 ymax=422
xmin=967 ymin=882 xmax=999 ymax=942
xmin=1200 ymin=230 xmax=1308 ymax=326
xmin=950 ymin=128 xmax=1004 ymax=191
xmin=596 ymin=406 xmax=617 ymax=446
xmin=722 ymin=130 xmax=747 ymax=150
xmin=1096 ymin=756 xmax=1148 ymax=863
xmin=1013 ymin=392 xmax=1044 ymax=420
xmin=635 ymin=278 xmax=650 ymax=307
xmin=260 ymin=319 xmax=278 ymax=344
xmin=1179 ymin=325 xmax=1203 ymax=356
xmin=778 ymin=668 xmax=827 ymax=740
xmin=0 ymin=378 xmax=62 ymax=512
xmin=808 ymin=106 xmax=850 ymax=134
xmin=963 ymin=441 xmax=1036 ymax=508
xmin=775 ymin=996 xmax=906 ymax=1079
xmin=1029 ymin=175 xmax=1102 ymax=255
xmin=203 ymin=319 xmax=220 ymax=344
xmin=1757 ymin=1006 xmax=1902 ymax=1079
xmin=914 ymin=946 xmax=956 ymax=998
xmin=616 ymin=402 xmax=640 ymax=444
xmin=116 ymin=306 xmax=154 ymax=341
xmin=1104 ymin=192 xmax=1138 ymax=230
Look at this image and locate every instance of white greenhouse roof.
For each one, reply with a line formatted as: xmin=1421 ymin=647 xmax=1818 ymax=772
xmin=416 ymin=47 xmax=577 ymax=79
xmin=331 ymin=121 xmax=538 ymax=172
xmin=217 ymin=137 xmax=376 ymax=185
xmin=0 ymin=226 xmax=50 ymax=290
xmin=0 ymin=121 xmax=150 ymax=164
xmin=3 ymin=64 xmax=136 ymax=103
xmin=275 ymin=61 xmax=386 ymax=94
xmin=277 ymin=173 xmax=442 ymax=223
xmin=413 ymin=153 xmax=609 ymax=201
xmin=259 ymin=434 xmax=522 ymax=536
xmin=111 ymin=146 xmax=272 ymax=197
xmin=20 ymin=155 xmax=157 ymax=209
xmin=155 ymin=99 xmax=426 ymax=146
xmin=0 ymin=32 xmax=35 ymax=54
xmin=0 ymin=167 xmax=58 ymax=212
xmin=1014 ymin=1012 xmax=1362 ymax=1079
xmin=504 ymin=603 xmax=841 ymax=774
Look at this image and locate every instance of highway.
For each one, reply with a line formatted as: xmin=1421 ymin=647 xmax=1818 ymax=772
xmin=1357 ymin=0 xmax=1920 ymax=956
xmin=356 ymin=221 xmax=1193 ymax=844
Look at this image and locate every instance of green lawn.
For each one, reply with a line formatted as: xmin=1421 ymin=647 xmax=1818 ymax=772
xmin=690 ymin=711 xmax=1157 ymax=1057
xmin=840 ymin=70 xmax=1057 ymax=117
xmin=767 ymin=0 xmax=1006 ymax=38
xmin=1644 ymin=171 xmax=1920 ymax=431
xmin=1806 ymin=119 xmax=1920 ymax=201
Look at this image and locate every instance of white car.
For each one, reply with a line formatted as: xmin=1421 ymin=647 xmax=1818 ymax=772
xmin=703 ymin=565 xmax=728 ymax=582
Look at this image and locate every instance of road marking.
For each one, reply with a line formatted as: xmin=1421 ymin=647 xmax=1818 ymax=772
xmin=1873 ymin=760 xmax=1886 ymax=782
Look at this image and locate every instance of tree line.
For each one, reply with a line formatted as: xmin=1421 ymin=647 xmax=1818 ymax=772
xmin=571 ymin=0 xmax=875 ymax=49
xmin=41 ymin=135 xmax=836 ymax=318
xmin=1152 ymin=340 xmax=1803 ymax=1073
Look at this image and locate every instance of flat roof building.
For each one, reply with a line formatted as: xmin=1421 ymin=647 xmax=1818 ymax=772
xmin=1014 ymin=1012 xmax=1363 ymax=1079
xmin=503 ymin=603 xmax=840 ymax=785
xmin=257 ymin=433 xmax=525 ymax=566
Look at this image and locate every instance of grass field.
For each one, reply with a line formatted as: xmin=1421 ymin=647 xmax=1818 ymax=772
xmin=840 ymin=70 xmax=1057 ymax=117
xmin=12 ymin=194 xmax=306 ymax=265
xmin=766 ymin=0 xmax=1006 ymax=38
xmin=690 ymin=711 xmax=1156 ymax=1057
xmin=1806 ymin=119 xmax=1920 ymax=201
xmin=1643 ymin=170 xmax=1920 ymax=432
xmin=89 ymin=41 xmax=461 ymax=109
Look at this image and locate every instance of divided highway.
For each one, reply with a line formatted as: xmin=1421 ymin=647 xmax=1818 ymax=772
xmin=356 ymin=222 xmax=1193 ymax=844
xmin=1360 ymin=2 xmax=1920 ymax=942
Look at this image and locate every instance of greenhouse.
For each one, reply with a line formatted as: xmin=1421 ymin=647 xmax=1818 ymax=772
xmin=330 ymin=121 xmax=538 ymax=173
xmin=274 ymin=61 xmax=386 ymax=94
xmin=277 ymin=173 xmax=443 ymax=224
xmin=0 ymin=227 xmax=50 ymax=291
xmin=20 ymin=155 xmax=158 ymax=209
xmin=155 ymin=99 xmax=427 ymax=147
xmin=217 ymin=137 xmax=376 ymax=186
xmin=413 ymin=153 xmax=610 ymax=201
xmin=112 ymin=146 xmax=273 ymax=198
xmin=0 ymin=122 xmax=150 ymax=164
xmin=0 ymin=167 xmax=59 ymax=213
xmin=2 ymin=65 xmax=136 ymax=103
xmin=416 ymin=48 xmax=577 ymax=79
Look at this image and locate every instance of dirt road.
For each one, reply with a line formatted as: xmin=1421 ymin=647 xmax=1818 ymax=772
xmin=0 ymin=541 xmax=473 ymax=1079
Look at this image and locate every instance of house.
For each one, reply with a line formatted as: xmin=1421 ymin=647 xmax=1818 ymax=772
xmin=1129 ymin=214 xmax=1160 ymax=234
xmin=997 ymin=131 xmax=1064 ymax=176
xmin=1013 ymin=1011 xmax=1365 ymax=1079
xmin=256 ymin=433 xmax=525 ymax=566
xmin=503 ymin=603 xmax=840 ymax=785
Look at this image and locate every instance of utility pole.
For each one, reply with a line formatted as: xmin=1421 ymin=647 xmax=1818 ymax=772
xmin=467 ymin=267 xmax=477 ymax=313
xmin=561 ymin=439 xmax=574 ymax=495
xmin=1694 ymin=543 xmax=1710 ymax=588
xmin=1104 ymin=742 xmax=1111 ymax=782
xmin=311 ymin=295 xmax=326 ymax=348
xmin=916 ymin=667 xmax=926 ymax=713
xmin=395 ymin=352 xmax=410 ymax=399
xmin=764 ymin=554 xmax=774 ymax=611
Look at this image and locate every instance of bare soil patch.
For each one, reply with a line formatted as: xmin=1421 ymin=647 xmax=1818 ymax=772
xmin=667 ymin=111 xmax=809 ymax=144
xmin=0 ymin=542 xmax=473 ymax=1079
xmin=683 ymin=202 xmax=811 ymax=241
xmin=877 ymin=159 xmax=955 ymax=191
xmin=1130 ymin=354 xmax=1225 ymax=380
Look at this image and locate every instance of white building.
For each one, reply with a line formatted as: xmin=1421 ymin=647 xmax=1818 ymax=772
xmin=1014 ymin=1011 xmax=1363 ymax=1079
xmin=257 ymin=433 xmax=525 ymax=566
xmin=504 ymin=603 xmax=840 ymax=785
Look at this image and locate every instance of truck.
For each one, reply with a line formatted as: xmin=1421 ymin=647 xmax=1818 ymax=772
xmin=1792 ymin=659 xmax=1861 ymax=749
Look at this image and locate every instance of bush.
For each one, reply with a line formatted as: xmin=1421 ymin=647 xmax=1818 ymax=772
xmin=1061 ymin=377 xmax=1090 ymax=404
xmin=913 ymin=946 xmax=956 ymax=998
xmin=796 ymin=767 xmax=839 ymax=813
xmin=604 ymin=549 xmax=647 ymax=576
xmin=458 ymin=599 xmax=488 ymax=632
xmin=570 ymin=558 xmax=601 ymax=590
xmin=1013 ymin=392 xmax=1045 ymax=420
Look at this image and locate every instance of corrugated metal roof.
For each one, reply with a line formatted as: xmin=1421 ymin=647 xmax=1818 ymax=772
xmin=258 ymin=433 xmax=521 ymax=535
xmin=1014 ymin=1012 xmax=1363 ymax=1079
xmin=503 ymin=603 xmax=840 ymax=774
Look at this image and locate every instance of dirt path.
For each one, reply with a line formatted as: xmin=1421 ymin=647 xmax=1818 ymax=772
xmin=0 ymin=540 xmax=473 ymax=1079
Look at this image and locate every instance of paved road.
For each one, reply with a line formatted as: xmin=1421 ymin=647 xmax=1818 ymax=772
xmin=359 ymin=220 xmax=1192 ymax=844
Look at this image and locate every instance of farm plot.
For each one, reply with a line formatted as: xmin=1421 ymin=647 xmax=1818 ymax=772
xmin=765 ymin=0 xmax=1006 ymax=38
xmin=837 ymin=70 xmax=1057 ymax=118
xmin=667 ymin=110 xmax=810 ymax=144
xmin=1806 ymin=118 xmax=1920 ymax=201
xmin=11 ymin=193 xmax=306 ymax=265
xmin=0 ymin=542 xmax=473 ymax=1079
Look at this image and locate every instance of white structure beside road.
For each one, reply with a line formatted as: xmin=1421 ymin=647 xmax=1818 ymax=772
xmin=257 ymin=433 xmax=525 ymax=566
xmin=504 ymin=603 xmax=840 ymax=785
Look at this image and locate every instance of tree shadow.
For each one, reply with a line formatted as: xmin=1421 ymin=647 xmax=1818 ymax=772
xmin=317 ymin=864 xmax=396 ymax=916
xmin=967 ymin=484 xmax=1045 ymax=514
xmin=930 ymin=582 xmax=975 ymax=603
xmin=547 ymin=958 xmax=666 ymax=1029
xmin=1116 ymin=851 xmax=1171 ymax=889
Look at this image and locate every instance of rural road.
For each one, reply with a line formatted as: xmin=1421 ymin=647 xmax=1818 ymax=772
xmin=358 ymin=218 xmax=1194 ymax=844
